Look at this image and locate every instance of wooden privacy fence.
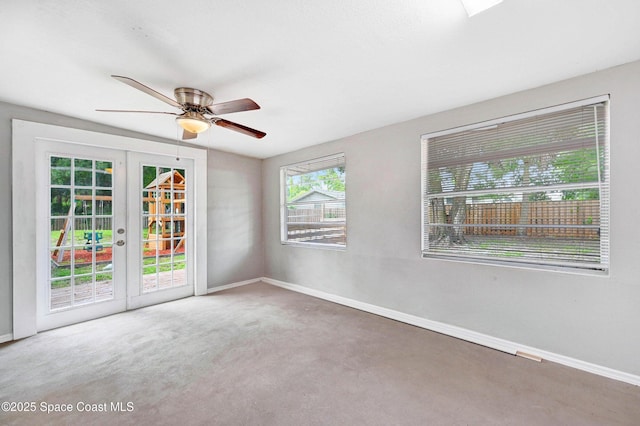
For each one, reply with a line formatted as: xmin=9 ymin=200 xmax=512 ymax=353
xmin=286 ymin=207 xmax=346 ymax=244
xmin=287 ymin=207 xmax=345 ymax=223
xmin=51 ymin=217 xmax=113 ymax=232
xmin=434 ymin=200 xmax=600 ymax=238
xmin=287 ymin=223 xmax=346 ymax=244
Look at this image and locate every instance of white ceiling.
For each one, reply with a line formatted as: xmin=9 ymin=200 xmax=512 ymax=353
xmin=2 ymin=1 xmax=639 ymax=159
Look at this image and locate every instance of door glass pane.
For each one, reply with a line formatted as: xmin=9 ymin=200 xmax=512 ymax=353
xmin=173 ymin=261 xmax=187 ymax=287
xmin=49 ymin=155 xmax=115 ymax=310
xmin=95 ymin=161 xmax=112 ymax=187
xmin=96 ymin=189 xmax=113 ymax=216
xmin=50 ymin=188 xmax=71 ymax=216
xmin=74 ymin=159 xmax=93 ymax=186
xmin=50 ymin=278 xmax=72 ymax=309
xmin=95 ymin=271 xmax=113 ymax=302
xmin=51 ymin=157 xmax=71 ymax=185
xmin=141 ymin=164 xmax=187 ymax=293
xmin=75 ymin=189 xmax=93 ymax=216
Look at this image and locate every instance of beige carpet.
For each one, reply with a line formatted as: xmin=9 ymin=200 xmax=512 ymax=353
xmin=1 ymin=282 xmax=638 ymax=425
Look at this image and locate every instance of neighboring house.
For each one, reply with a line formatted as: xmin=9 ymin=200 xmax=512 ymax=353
xmin=290 ymin=189 xmax=345 ymax=209
xmin=287 ymin=189 xmax=346 ymax=225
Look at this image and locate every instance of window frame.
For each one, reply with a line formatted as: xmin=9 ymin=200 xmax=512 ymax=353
xmin=420 ymin=95 xmax=610 ymax=273
xmin=280 ymin=153 xmax=347 ymax=249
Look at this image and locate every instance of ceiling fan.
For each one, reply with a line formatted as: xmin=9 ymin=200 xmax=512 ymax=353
xmin=97 ymin=75 xmax=266 ymax=140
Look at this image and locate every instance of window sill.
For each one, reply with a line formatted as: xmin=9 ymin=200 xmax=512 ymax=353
xmin=422 ymin=253 xmax=609 ymax=277
xmin=281 ymin=241 xmax=347 ymax=251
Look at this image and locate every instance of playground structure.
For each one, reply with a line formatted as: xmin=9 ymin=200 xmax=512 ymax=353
xmin=51 ymin=169 xmax=187 ymax=263
xmin=144 ymin=170 xmax=186 ymax=252
xmin=83 ymin=231 xmax=103 ymax=251
xmin=52 ymin=194 xmax=111 ymax=263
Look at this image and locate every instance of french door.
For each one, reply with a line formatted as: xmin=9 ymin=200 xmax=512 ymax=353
xmin=36 ymin=142 xmax=194 ymax=331
xmin=126 ymin=152 xmax=194 ymax=309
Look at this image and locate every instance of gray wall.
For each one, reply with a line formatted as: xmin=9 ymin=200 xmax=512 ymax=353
xmin=0 ymin=102 xmax=264 ymax=336
xmin=207 ymin=150 xmax=264 ymax=287
xmin=262 ymin=60 xmax=640 ymax=376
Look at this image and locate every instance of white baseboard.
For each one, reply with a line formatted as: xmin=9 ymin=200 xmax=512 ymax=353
xmin=207 ymin=278 xmax=261 ymax=294
xmin=262 ymin=277 xmax=640 ymax=387
xmin=0 ymin=333 xmax=14 ymax=344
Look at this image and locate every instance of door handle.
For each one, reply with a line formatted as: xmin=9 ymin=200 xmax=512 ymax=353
xmin=116 ymin=240 xmax=125 ymax=246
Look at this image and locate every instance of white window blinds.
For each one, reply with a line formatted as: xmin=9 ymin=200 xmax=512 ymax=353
xmin=421 ymin=96 xmax=609 ymax=271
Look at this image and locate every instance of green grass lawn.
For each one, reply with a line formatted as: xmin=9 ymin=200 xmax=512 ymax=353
xmin=143 ymin=254 xmax=186 ymax=275
xmin=50 ymin=229 xmax=114 ymax=247
xmin=50 ymin=229 xmax=150 ymax=247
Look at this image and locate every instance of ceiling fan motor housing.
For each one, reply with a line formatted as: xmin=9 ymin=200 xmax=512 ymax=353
xmin=174 ymin=87 xmax=214 ymax=108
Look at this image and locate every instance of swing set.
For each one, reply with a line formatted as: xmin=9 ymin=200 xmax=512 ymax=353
xmin=52 ymin=194 xmax=110 ymax=263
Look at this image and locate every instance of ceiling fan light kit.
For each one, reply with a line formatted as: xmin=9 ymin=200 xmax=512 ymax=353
xmin=98 ymin=75 xmax=265 ymax=140
xmin=176 ymin=112 xmax=211 ymax=134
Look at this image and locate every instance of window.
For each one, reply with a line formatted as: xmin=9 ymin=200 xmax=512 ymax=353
xmin=421 ymin=96 xmax=609 ymax=272
xmin=281 ymin=153 xmax=346 ymax=247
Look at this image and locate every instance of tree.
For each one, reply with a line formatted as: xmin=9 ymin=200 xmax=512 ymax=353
xmin=554 ymin=148 xmax=601 ymax=200
xmin=319 ymin=167 xmax=345 ymax=192
xmin=286 ymin=173 xmax=315 ymax=201
xmin=448 ymin=166 xmax=472 ymax=243
xmin=50 ymin=157 xmax=72 ymax=216
xmin=143 ymin=166 xmax=158 ymax=188
xmin=428 ymin=165 xmax=472 ymax=244
xmin=286 ymin=167 xmax=345 ymax=202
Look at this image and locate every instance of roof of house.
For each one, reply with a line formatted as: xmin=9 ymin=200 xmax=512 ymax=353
xmin=290 ymin=189 xmax=345 ymax=203
xmin=145 ymin=170 xmax=185 ymax=189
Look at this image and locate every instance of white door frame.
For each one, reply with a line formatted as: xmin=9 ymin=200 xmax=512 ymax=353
xmin=12 ymin=120 xmax=208 ymax=339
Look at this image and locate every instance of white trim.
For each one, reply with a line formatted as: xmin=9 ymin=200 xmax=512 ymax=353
xmin=207 ymin=278 xmax=261 ymax=294
xmin=280 ymin=152 xmax=347 ymax=248
xmin=420 ymin=139 xmax=427 ymax=254
xmin=12 ymin=123 xmax=39 ymax=338
xmin=11 ymin=120 xmax=207 ymax=339
xmin=0 ymin=333 xmax=14 ymax=344
xmin=262 ymin=277 xmax=640 ymax=387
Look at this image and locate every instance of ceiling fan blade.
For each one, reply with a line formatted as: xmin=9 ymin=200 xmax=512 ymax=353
xmin=206 ymin=98 xmax=260 ymax=115
xmin=182 ymin=129 xmax=198 ymax=140
xmin=214 ymin=119 xmax=266 ymax=139
xmin=111 ymin=75 xmax=182 ymax=108
xmin=96 ymin=109 xmax=179 ymax=115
